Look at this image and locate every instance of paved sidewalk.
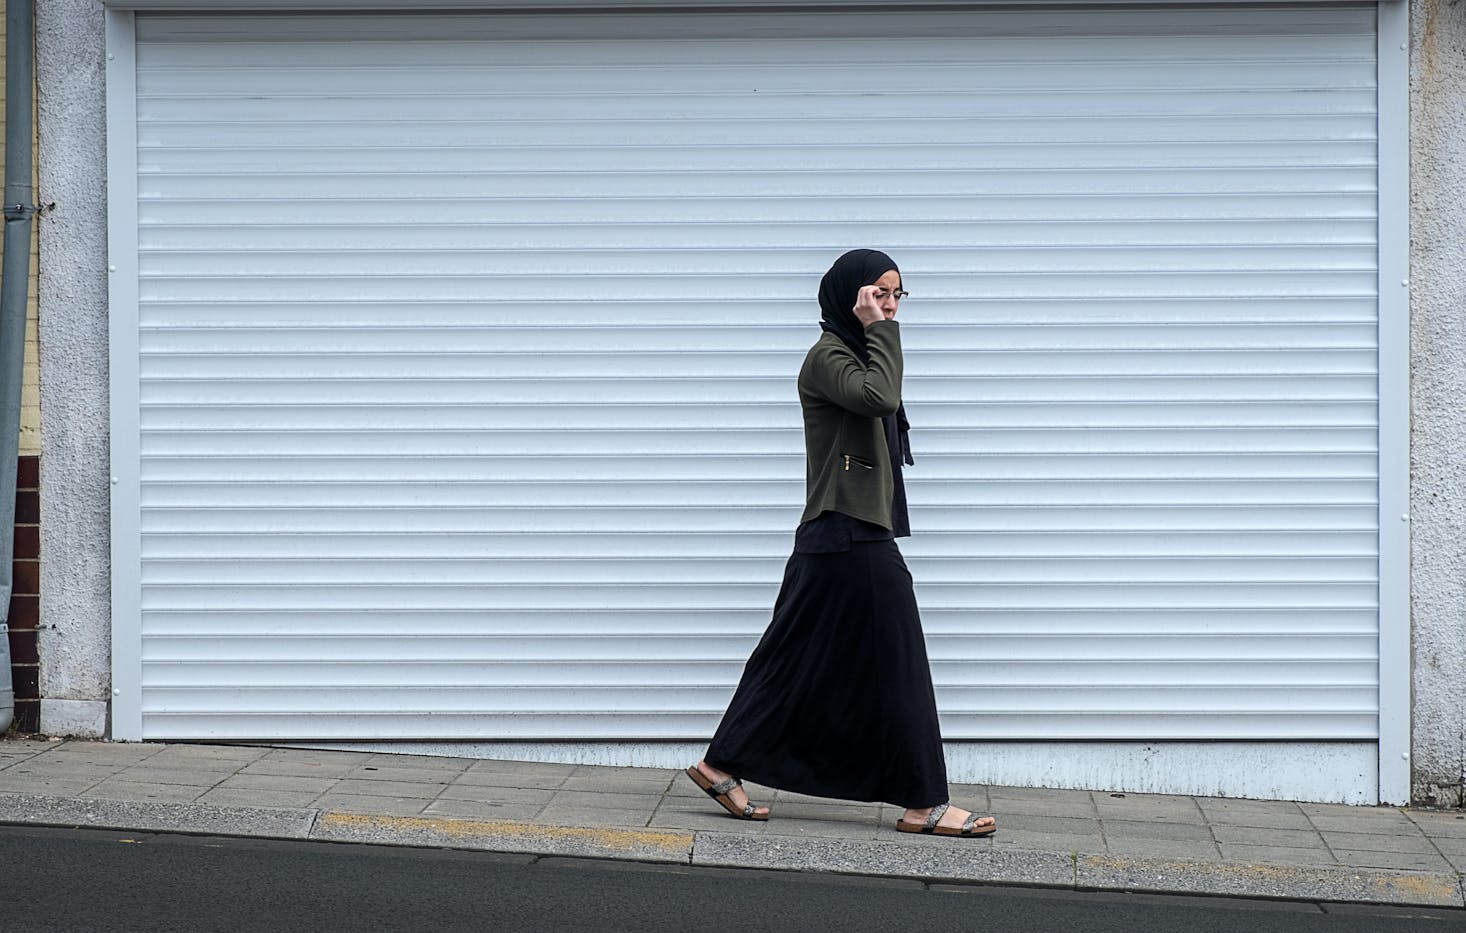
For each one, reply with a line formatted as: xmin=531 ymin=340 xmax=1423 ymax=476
xmin=0 ymin=738 xmax=1462 ymax=909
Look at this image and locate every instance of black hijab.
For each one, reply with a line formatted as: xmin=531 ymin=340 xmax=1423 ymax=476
xmin=817 ymin=249 xmax=914 ymax=468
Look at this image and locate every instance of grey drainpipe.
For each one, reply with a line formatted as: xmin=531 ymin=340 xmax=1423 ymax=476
xmin=0 ymin=0 xmax=38 ymax=733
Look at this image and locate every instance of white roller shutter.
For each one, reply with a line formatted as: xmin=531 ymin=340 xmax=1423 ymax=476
xmin=114 ymin=5 xmax=1382 ymax=741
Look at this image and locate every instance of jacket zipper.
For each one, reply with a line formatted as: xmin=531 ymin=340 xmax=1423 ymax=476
xmin=843 ymin=454 xmax=875 ymax=471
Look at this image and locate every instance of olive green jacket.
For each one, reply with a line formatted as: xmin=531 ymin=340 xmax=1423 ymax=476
xmin=797 ymin=320 xmax=903 ymax=529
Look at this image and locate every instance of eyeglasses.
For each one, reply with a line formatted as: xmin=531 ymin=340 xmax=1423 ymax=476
xmin=874 ymin=289 xmax=909 ymax=302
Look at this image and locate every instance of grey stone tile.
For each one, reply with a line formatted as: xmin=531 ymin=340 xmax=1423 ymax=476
xmin=147 ymin=745 xmax=269 ymax=764
xmin=0 ymin=795 xmax=316 ymax=840
xmin=360 ymin=753 xmax=472 ymax=772
xmin=108 ymin=767 xmax=233 ymax=787
xmin=991 ymin=829 xmax=1101 ymax=853
xmin=1101 ymin=819 xmax=1214 ymax=842
xmin=1297 ymin=801 xmax=1402 ymax=818
xmin=534 ymin=806 xmax=652 ymax=829
xmin=1440 ymin=850 xmax=1466 ymax=873
xmin=31 ymin=743 xmax=166 ymax=764
xmin=343 ymin=766 xmax=458 ymax=786
xmin=1198 ymin=800 xmax=1314 ymax=830
xmin=559 ymin=771 xmax=675 ymax=794
xmin=1407 ymin=811 xmax=1466 ymax=838
xmin=1329 ymin=849 xmax=1455 ymax=872
xmin=1426 ymin=835 xmax=1466 ymax=857
xmin=1212 ymin=824 xmax=1326 ymax=849
xmin=0 ymin=764 xmax=130 ymax=784
xmin=196 ymin=788 xmax=323 ymax=809
xmin=988 ymin=793 xmax=1095 ymax=818
xmin=771 ymin=802 xmax=882 ymax=825
xmin=1218 ymin=843 xmax=1342 ymax=866
xmin=313 ymin=794 xmax=432 ymax=816
xmin=698 ymin=831 xmax=1076 ymax=887
xmin=437 ymin=784 xmax=556 ymax=806
xmin=0 ymin=739 xmax=63 ymax=753
xmin=568 ymin=764 xmax=676 ymax=782
xmin=80 ymin=780 xmax=206 ymax=804
xmin=999 ymin=813 xmax=1103 ymax=837
xmin=1321 ymin=831 xmax=1437 ymax=854
xmin=989 ymin=785 xmax=1096 ymax=812
xmin=327 ymin=778 xmax=443 ymax=799
xmin=239 ymin=758 xmax=376 ymax=780
xmin=762 ymin=818 xmax=883 ymax=841
xmin=423 ymin=798 xmax=544 ymax=822
xmin=465 ymin=758 xmax=576 ymax=777
xmin=263 ymin=748 xmax=373 ymax=766
xmin=542 ymin=789 xmax=663 ymax=813
xmin=451 ymin=769 xmax=566 ymax=790
xmin=1104 ymin=836 xmax=1221 ymax=860
xmin=648 ymin=808 xmax=766 ymax=834
xmin=0 ymin=775 xmax=101 ymax=796
xmin=1306 ymin=812 xmax=1418 ymax=835
xmin=215 ymin=773 xmax=339 ymax=795
xmin=1093 ymin=794 xmax=1206 ymax=824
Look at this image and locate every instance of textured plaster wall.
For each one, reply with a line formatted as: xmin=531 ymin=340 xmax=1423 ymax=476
xmin=1410 ymin=0 xmax=1466 ymax=808
xmin=35 ymin=0 xmax=110 ymax=737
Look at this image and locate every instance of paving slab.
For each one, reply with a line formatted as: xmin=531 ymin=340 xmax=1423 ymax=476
xmin=310 ymin=810 xmax=692 ymax=864
xmin=694 ymin=831 xmax=1077 ymax=889
xmin=2 ymin=740 xmax=1463 ymax=911
xmin=196 ymin=788 xmax=324 ymax=809
xmin=107 ymin=767 xmax=235 ymax=787
xmin=1321 ymin=830 xmax=1438 ymax=854
xmin=1100 ymin=819 xmax=1214 ymax=842
xmin=215 ymin=773 xmax=340 ymax=795
xmin=1212 ymin=824 xmax=1326 ymax=849
xmin=309 ymin=794 xmax=433 ymax=816
xmin=1075 ymin=852 xmax=1465 ymax=908
xmin=80 ymin=780 xmax=207 ymax=804
xmin=0 ymin=791 xmax=316 ymax=840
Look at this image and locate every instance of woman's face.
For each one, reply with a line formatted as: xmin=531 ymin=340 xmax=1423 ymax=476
xmin=872 ymin=270 xmax=902 ymax=320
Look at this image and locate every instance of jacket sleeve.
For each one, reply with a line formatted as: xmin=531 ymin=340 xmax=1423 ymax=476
xmin=804 ymin=321 xmax=903 ymax=417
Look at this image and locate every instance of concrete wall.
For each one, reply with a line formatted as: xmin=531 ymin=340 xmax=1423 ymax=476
xmin=35 ymin=0 xmax=109 ymax=738
xmin=1410 ymin=0 xmax=1466 ymax=809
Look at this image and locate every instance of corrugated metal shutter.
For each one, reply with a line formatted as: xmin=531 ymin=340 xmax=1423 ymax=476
xmin=122 ymin=5 xmax=1380 ymax=740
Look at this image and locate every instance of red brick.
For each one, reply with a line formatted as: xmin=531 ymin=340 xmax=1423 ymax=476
xmin=13 ymin=699 xmax=38 ymax=733
xmin=15 ymin=455 xmax=38 ymax=490
xmin=11 ymin=559 xmax=38 ymax=596
xmin=7 ymin=627 xmax=36 ymax=664
xmin=13 ymin=489 xmax=37 ymax=524
xmin=11 ymin=665 xmax=37 ymax=699
xmin=6 ymin=594 xmax=37 ymax=630
xmin=11 ymin=524 xmax=38 ymax=559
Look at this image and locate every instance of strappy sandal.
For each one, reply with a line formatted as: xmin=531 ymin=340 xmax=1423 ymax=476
xmin=895 ymin=802 xmax=996 ymax=838
xmin=684 ymin=765 xmax=770 ymax=821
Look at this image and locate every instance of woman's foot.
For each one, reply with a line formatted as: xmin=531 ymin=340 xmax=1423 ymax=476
xmin=690 ymin=760 xmax=771 ymax=819
xmin=899 ymin=802 xmax=996 ymax=836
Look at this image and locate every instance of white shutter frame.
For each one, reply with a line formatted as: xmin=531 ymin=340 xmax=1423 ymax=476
xmin=109 ymin=6 xmax=1389 ymax=754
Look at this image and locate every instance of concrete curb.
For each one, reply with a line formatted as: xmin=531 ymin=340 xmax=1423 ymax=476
xmin=1 ymin=793 xmax=1461 ymax=909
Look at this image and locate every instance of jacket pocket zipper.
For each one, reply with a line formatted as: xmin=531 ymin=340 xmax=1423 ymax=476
xmin=843 ymin=454 xmax=875 ymax=472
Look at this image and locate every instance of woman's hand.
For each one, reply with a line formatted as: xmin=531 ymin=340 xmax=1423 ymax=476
xmin=852 ymin=285 xmax=889 ymax=328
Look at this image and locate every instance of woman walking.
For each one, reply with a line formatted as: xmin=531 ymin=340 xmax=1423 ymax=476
xmin=686 ymin=249 xmax=996 ymax=838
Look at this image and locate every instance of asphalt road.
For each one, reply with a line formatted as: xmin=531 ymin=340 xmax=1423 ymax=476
xmin=0 ymin=825 xmax=1458 ymax=932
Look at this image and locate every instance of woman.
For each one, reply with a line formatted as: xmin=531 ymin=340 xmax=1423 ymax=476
xmin=685 ymin=249 xmax=996 ymax=838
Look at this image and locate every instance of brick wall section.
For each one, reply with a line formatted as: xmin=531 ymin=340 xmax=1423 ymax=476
xmin=9 ymin=455 xmax=39 ymax=732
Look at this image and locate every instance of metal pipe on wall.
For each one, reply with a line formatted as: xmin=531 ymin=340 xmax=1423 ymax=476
xmin=0 ymin=0 xmax=38 ymax=733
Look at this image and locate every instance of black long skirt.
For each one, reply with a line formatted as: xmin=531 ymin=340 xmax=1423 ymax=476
xmin=704 ymin=538 xmax=948 ymax=809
